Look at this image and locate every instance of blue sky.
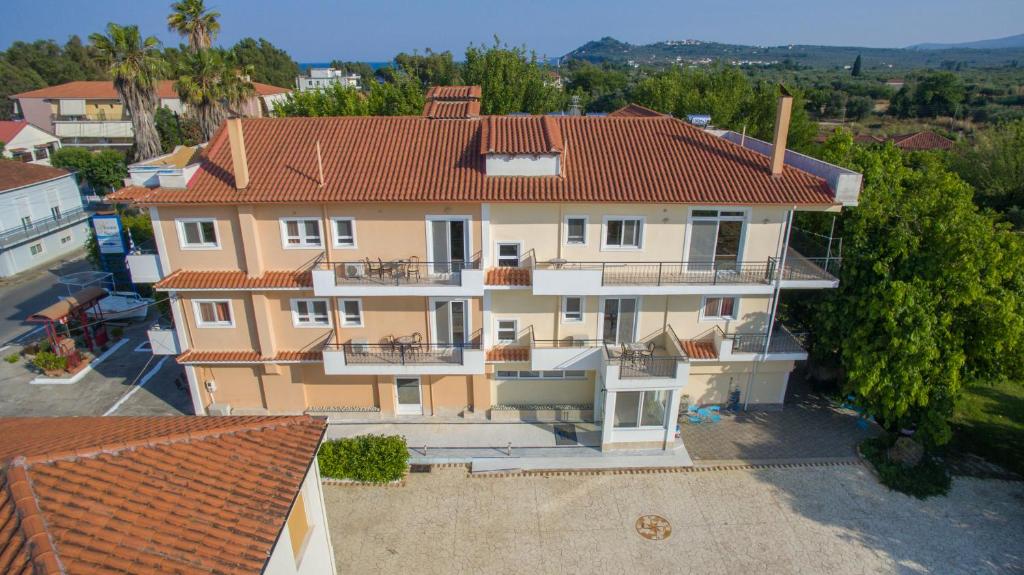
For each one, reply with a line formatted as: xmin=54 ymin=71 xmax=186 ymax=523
xmin=2 ymin=0 xmax=1022 ymax=61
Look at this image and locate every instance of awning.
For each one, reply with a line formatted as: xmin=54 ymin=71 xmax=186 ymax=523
xmin=28 ymin=286 xmax=108 ymax=322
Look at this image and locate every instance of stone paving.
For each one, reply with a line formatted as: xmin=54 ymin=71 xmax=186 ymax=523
xmin=680 ymin=393 xmax=878 ymax=463
xmin=324 ymin=465 xmax=1024 ymax=574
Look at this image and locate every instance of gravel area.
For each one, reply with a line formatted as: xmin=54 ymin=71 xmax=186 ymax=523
xmin=324 ymin=465 xmax=1024 ymax=574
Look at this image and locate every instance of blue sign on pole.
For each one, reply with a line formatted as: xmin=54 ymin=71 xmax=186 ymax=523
xmin=92 ymin=214 xmax=126 ymax=255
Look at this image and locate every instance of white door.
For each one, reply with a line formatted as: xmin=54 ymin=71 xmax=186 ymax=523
xmin=601 ymin=298 xmax=637 ymax=344
xmin=432 ymin=299 xmax=468 ymax=345
xmin=395 ymin=377 xmax=422 ymax=415
xmin=429 ymin=218 xmax=469 ymax=273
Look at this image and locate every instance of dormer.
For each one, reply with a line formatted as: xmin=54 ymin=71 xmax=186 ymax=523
xmin=480 ymin=115 xmax=563 ymax=177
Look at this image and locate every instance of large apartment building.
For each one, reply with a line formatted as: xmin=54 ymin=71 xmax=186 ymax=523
xmin=111 ymin=88 xmax=861 ymax=451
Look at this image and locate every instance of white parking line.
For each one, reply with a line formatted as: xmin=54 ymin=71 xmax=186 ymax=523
xmin=103 ymin=357 xmax=169 ymax=416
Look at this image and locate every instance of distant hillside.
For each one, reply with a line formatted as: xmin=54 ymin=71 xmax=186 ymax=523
xmin=908 ymin=33 xmax=1024 ymax=50
xmin=564 ymin=36 xmax=1024 ymax=69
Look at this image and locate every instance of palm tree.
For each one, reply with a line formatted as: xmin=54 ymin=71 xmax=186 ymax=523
xmin=89 ymin=23 xmax=166 ymax=162
xmin=176 ymin=49 xmax=255 ymax=140
xmin=168 ymin=0 xmax=220 ymax=52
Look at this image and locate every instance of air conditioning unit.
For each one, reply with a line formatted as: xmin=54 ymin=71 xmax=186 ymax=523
xmin=343 ymin=262 xmax=365 ymax=278
xmin=349 ymin=338 xmax=369 ymax=354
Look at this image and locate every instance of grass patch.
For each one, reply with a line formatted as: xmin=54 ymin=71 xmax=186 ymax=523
xmin=860 ymin=435 xmax=950 ymax=499
xmin=4 ymin=353 xmax=18 ymax=364
xmin=318 ymin=434 xmax=408 ymax=483
xmin=951 ymin=380 xmax=1024 ymax=476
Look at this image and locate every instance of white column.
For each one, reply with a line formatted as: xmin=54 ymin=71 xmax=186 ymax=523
xmin=600 ymin=390 xmax=616 ymax=449
xmin=664 ymin=388 xmax=683 ymax=449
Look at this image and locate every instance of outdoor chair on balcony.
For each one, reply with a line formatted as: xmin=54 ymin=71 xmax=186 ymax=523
xmin=404 ymin=256 xmax=422 ymax=282
xmin=364 ymin=257 xmax=384 ymax=280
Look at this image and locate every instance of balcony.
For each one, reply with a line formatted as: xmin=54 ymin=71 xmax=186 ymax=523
xmin=52 ymin=116 xmax=133 ymax=141
xmin=311 ymin=260 xmax=484 ymax=297
xmin=146 ymin=322 xmax=180 ymax=355
xmin=532 ymin=260 xmax=777 ymax=296
xmin=0 ymin=207 xmax=89 ymax=250
xmin=322 ymin=336 xmax=485 ymax=375
xmin=529 ymin=338 xmax=604 ymax=371
xmin=601 ymin=329 xmax=691 ymax=390
xmin=679 ymin=325 xmax=808 ymax=362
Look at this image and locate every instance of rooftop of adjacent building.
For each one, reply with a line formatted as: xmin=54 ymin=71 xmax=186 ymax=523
xmin=0 ymin=160 xmax=70 ymax=193
xmin=11 ymin=80 xmax=291 ymax=101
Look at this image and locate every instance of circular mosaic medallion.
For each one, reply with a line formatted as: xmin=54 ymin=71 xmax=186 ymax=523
xmin=635 ymin=514 xmax=672 ymax=540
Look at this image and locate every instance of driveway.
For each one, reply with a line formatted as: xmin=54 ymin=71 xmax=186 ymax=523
xmin=324 ymin=465 xmax=1024 ymax=574
xmin=0 ymin=252 xmax=91 ymax=345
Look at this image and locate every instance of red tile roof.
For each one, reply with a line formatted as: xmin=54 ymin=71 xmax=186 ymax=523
xmin=423 ymin=99 xmax=481 ymax=119
xmin=154 ymin=270 xmax=312 ymax=290
xmin=107 ymin=114 xmax=836 ymax=206
xmin=890 ymin=131 xmax=954 ymax=151
xmin=425 ymin=85 xmax=482 ymax=101
xmin=486 ymin=267 xmax=531 ymax=286
xmin=480 ymin=115 xmax=564 ymax=155
xmin=680 ymin=339 xmax=718 ymax=360
xmin=487 ymin=346 xmax=530 ymax=362
xmin=0 ymin=160 xmax=70 ymax=193
xmin=0 ymin=416 xmax=325 ymax=575
xmin=12 ymin=80 xmax=288 ymax=100
xmin=176 ymin=349 xmax=323 ymax=363
xmin=0 ymin=121 xmax=29 ymax=143
xmin=609 ymin=103 xmax=666 ymax=118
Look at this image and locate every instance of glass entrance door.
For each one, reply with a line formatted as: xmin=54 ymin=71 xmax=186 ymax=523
xmin=433 ymin=300 xmax=468 ymax=345
xmin=430 ymin=219 xmax=469 ymax=273
xmin=395 ymin=377 xmax=422 ymax=415
xmin=602 ymin=298 xmax=637 ymax=344
xmin=687 ymin=211 xmax=745 ymax=271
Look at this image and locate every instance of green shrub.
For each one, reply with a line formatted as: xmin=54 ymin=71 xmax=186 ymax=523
xmin=31 ymin=351 xmax=67 ymax=373
xmin=860 ymin=435 xmax=951 ymax=499
xmin=318 ymin=434 xmax=408 ymax=483
xmin=4 ymin=353 xmax=18 ymax=364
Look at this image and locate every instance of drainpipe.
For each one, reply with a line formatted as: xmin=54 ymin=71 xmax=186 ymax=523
xmin=744 ymin=206 xmax=794 ymax=410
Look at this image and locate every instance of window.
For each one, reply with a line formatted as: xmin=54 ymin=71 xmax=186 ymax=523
xmin=613 ymin=390 xmax=670 ymax=428
xmin=286 ymin=491 xmax=311 ymax=563
xmin=194 ymin=300 xmax=233 ymax=327
xmin=701 ymin=296 xmax=738 ymax=320
xmin=603 ymin=217 xmax=643 ymax=249
xmin=292 ymin=299 xmax=330 ymax=327
xmin=497 ymin=243 xmax=520 ymax=267
xmin=562 ymin=296 xmax=583 ymax=323
xmin=495 ymin=370 xmax=588 ymax=379
xmin=564 ymin=370 xmax=587 ymax=379
xmin=50 ymin=206 xmax=61 ymax=220
xmin=340 ymin=299 xmax=363 ymax=327
xmin=61 ymin=235 xmax=72 ymax=244
xmin=565 ymin=216 xmax=587 ymax=245
xmin=496 ymin=319 xmax=517 ymax=343
xmin=331 ymin=217 xmax=356 ymax=248
xmin=177 ymin=218 xmax=218 ymax=249
xmin=281 ymin=218 xmax=322 ymax=248
xmin=29 ymin=243 xmax=43 ymax=256
xmin=518 ymin=371 xmax=541 ymax=378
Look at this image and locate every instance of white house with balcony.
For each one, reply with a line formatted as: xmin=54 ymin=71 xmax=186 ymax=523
xmin=295 ymin=68 xmax=361 ymax=92
xmin=0 ymin=161 xmax=88 ymax=277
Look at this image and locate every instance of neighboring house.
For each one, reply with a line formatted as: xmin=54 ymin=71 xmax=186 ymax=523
xmin=295 ymin=68 xmax=361 ymax=92
xmin=127 ymin=144 xmax=204 ymax=188
xmin=0 ymin=161 xmax=88 ymax=277
xmin=0 ymin=121 xmax=61 ymax=165
xmin=9 ymin=80 xmax=291 ymax=150
xmin=0 ymin=416 xmax=336 ymax=575
xmin=109 ymin=88 xmax=861 ymax=452
xmin=850 ymin=130 xmax=955 ymax=151
xmin=885 ymin=78 xmax=905 ymax=90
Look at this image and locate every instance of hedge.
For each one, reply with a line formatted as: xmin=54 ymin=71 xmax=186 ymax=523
xmin=318 ymin=434 xmax=408 ymax=483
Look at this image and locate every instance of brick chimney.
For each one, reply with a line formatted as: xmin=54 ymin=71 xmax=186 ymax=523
xmin=226 ymin=117 xmax=250 ymax=189
xmin=770 ymin=85 xmax=793 ymax=176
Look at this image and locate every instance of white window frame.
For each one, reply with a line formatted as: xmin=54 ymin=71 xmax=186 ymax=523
xmin=600 ymin=216 xmax=645 ymax=251
xmin=561 ymin=296 xmax=584 ymax=323
xmin=291 ymin=298 xmax=332 ymax=328
xmin=338 ymin=298 xmax=364 ymax=327
xmin=279 ymin=217 xmax=323 ymax=249
xmin=564 ymin=215 xmax=588 ymax=246
xmin=613 ymin=389 xmax=671 ymax=430
xmin=424 ymin=214 xmax=474 ymax=266
xmin=597 ymin=296 xmax=642 ymax=344
xmin=330 ymin=217 xmax=357 ymax=249
xmin=427 ymin=297 xmax=473 ymax=345
xmin=29 ymin=243 xmax=44 ymax=256
xmin=699 ymin=295 xmax=740 ymax=321
xmin=496 ymin=242 xmax=521 ymax=267
xmin=176 ymin=218 xmax=220 ymax=250
xmin=495 ymin=318 xmax=518 ymax=343
xmin=684 ymin=207 xmax=750 ymax=267
xmin=495 ymin=370 xmax=590 ymax=380
xmin=193 ymin=299 xmax=234 ymax=328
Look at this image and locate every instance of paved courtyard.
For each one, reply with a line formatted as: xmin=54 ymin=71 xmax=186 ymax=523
xmin=324 ymin=465 xmax=1024 ymax=574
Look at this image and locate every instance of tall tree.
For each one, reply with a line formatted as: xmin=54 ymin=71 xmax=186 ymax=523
xmin=851 ymin=54 xmax=862 ymax=76
xmin=463 ymin=38 xmax=563 ymax=115
xmin=167 ymin=0 xmax=221 ymax=52
xmin=175 ymin=49 xmax=255 ymax=140
xmin=89 ymin=23 xmax=166 ymax=161
xmin=952 ymin=119 xmax=1024 ymax=228
xmin=230 ymin=38 xmax=299 ymax=88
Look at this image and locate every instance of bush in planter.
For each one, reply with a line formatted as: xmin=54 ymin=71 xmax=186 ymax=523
xmin=860 ymin=435 xmax=951 ymax=499
xmin=318 ymin=434 xmax=408 ymax=483
xmin=31 ymin=351 xmax=67 ymax=374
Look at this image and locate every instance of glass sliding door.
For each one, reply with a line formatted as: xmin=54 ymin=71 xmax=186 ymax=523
xmin=433 ymin=299 xmax=468 ymax=346
xmin=687 ymin=210 xmax=746 ymax=271
xmin=602 ymin=298 xmax=637 ymax=344
xmin=430 ymin=218 xmax=469 ymax=273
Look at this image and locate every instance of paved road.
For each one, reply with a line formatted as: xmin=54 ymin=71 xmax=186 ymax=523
xmin=0 ymin=252 xmax=91 ymax=345
xmin=325 ymin=465 xmax=1024 ymax=574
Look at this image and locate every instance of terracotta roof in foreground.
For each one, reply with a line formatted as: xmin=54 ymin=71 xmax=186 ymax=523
xmin=12 ymin=80 xmax=289 ymax=100
xmin=154 ymin=270 xmax=312 ymax=290
xmin=107 ymin=114 xmax=836 ymax=206
xmin=0 ymin=160 xmax=70 ymax=193
xmin=0 ymin=416 xmax=325 ymax=575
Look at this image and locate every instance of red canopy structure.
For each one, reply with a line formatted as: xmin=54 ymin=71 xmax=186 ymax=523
xmin=27 ymin=286 xmax=109 ymax=369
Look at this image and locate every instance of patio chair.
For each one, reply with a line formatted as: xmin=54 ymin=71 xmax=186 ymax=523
xmin=365 ymin=257 xmax=383 ymax=280
xmin=642 ymin=341 xmax=655 ymax=358
xmin=405 ymin=256 xmax=422 ymax=282
xmin=378 ymin=335 xmax=396 ymax=352
xmin=410 ymin=332 xmax=423 ymax=352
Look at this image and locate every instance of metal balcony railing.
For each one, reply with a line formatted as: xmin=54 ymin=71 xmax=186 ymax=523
xmin=321 ymin=259 xmax=480 ymax=286
xmin=326 ymin=342 xmax=481 ymax=366
xmin=0 ymin=207 xmax=89 ymax=249
xmin=727 ymin=326 xmax=808 ymax=354
xmin=534 ymin=260 xmax=775 ymax=286
xmin=604 ymin=344 xmax=683 ymax=378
